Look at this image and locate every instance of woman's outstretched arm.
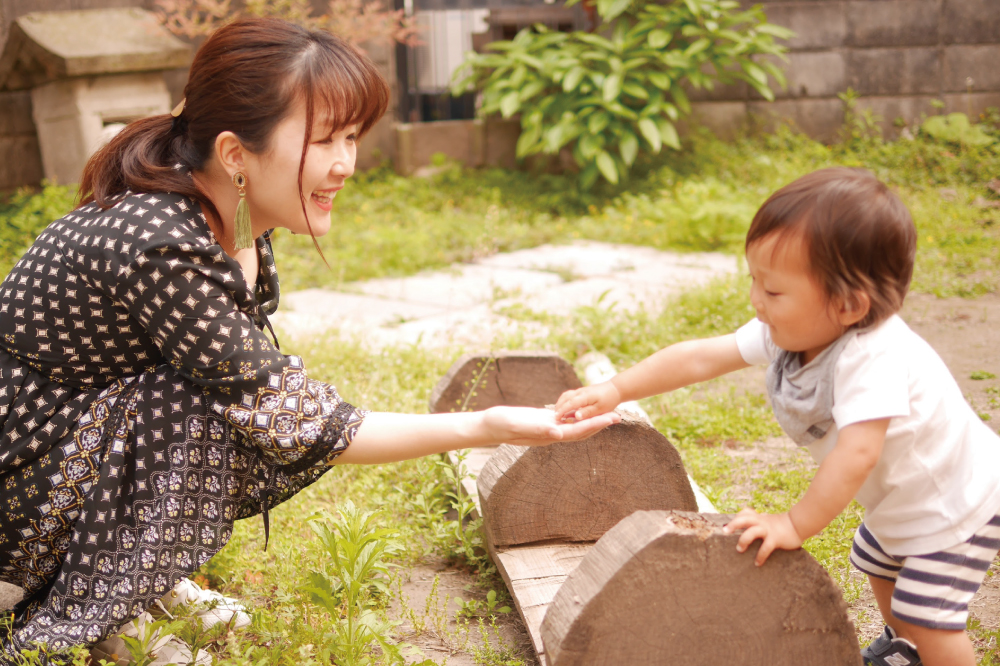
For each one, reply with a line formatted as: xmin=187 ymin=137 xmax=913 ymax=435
xmin=335 ymin=407 xmax=621 ymax=465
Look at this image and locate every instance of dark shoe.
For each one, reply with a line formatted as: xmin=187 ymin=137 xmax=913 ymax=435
xmin=861 ymin=625 xmax=922 ymax=665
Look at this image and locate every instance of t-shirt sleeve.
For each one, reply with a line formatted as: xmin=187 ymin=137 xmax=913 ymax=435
xmin=735 ymin=318 xmax=778 ymax=365
xmin=832 ymin=330 xmax=911 ymax=428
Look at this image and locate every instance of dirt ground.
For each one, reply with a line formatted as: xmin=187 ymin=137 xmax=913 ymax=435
xmin=403 ymin=293 xmax=1000 ymax=664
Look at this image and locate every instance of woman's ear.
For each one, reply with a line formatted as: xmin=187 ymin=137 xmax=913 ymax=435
xmin=214 ymin=131 xmax=246 ymax=178
xmin=837 ymin=290 xmax=871 ymax=327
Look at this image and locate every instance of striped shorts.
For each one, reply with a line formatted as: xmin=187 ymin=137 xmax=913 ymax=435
xmin=849 ymin=516 xmax=1000 ymax=630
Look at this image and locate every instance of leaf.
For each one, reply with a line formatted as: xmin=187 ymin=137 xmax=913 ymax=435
xmin=579 ymin=134 xmax=603 ymax=159
xmin=519 ymin=80 xmax=546 ymax=101
xmin=670 ymin=85 xmax=691 ymax=114
xmin=684 ymin=38 xmax=711 ymax=57
xmin=648 ymin=29 xmax=671 ymax=49
xmin=563 ymin=67 xmax=586 ymax=92
xmin=600 ymin=0 xmax=634 ymax=22
xmin=603 ymin=73 xmax=623 ymax=102
xmin=756 ymin=23 xmax=795 ymax=39
xmin=638 ymin=117 xmax=661 ymax=152
xmin=579 ymin=163 xmax=600 ymax=190
xmin=596 ymin=151 xmax=619 ymax=184
xmin=647 ymin=72 xmax=671 ymax=90
xmin=742 ymin=61 xmax=768 ymax=86
xmin=500 ymin=92 xmax=521 ymax=118
xmin=587 ymin=112 xmax=610 ymax=135
xmin=658 ymin=119 xmax=681 ymax=150
xmin=622 ymin=82 xmax=649 ymax=99
xmin=619 ymin=131 xmax=639 ymax=165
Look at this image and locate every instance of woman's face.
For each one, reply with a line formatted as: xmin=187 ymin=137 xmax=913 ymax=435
xmin=242 ymin=100 xmax=356 ymax=238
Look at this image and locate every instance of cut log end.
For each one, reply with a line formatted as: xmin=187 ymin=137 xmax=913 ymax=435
xmin=478 ymin=417 xmax=698 ymax=548
xmin=428 ymin=351 xmax=582 ymax=414
xmin=541 ymin=510 xmax=862 ymax=666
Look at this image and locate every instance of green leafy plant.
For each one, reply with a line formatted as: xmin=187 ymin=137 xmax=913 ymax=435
xmin=971 ymin=371 xmax=997 ymax=381
xmin=922 ymin=113 xmax=997 ymax=148
xmin=305 ymin=502 xmax=406 ymax=666
xmin=454 ymin=590 xmax=512 ymax=621
xmin=453 ymin=0 xmax=791 ymax=187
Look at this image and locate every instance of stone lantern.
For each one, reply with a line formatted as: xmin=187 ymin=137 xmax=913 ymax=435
xmin=0 ymin=8 xmax=191 ymax=185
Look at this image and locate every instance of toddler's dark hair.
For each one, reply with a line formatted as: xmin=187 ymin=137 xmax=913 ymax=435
xmin=745 ymin=167 xmax=916 ymax=329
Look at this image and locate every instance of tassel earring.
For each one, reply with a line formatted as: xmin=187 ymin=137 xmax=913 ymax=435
xmin=232 ymin=171 xmax=254 ymax=249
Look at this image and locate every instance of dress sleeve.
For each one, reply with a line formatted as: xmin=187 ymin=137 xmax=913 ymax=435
xmin=85 ymin=209 xmax=364 ymax=471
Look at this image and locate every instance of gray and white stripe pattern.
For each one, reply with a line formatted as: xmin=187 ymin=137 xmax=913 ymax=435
xmin=850 ymin=516 xmax=1000 ymax=630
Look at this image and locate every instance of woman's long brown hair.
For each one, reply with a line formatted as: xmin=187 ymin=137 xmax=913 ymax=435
xmin=78 ymin=17 xmax=389 ymax=247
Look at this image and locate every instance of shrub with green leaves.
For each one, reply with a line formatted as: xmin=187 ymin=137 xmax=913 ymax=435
xmin=453 ymin=0 xmax=791 ymax=187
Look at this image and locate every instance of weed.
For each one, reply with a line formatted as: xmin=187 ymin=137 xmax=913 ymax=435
xmin=454 ymin=590 xmax=511 ymax=621
xmin=972 ymin=371 xmax=997 ymax=380
xmin=470 ymin=617 xmax=524 ymax=666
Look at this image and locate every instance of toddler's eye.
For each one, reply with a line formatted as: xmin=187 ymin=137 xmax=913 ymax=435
xmin=765 ymin=290 xmax=779 ymax=297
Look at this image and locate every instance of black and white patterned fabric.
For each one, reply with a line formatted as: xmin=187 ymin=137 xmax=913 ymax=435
xmin=0 ymin=192 xmax=366 ymax=661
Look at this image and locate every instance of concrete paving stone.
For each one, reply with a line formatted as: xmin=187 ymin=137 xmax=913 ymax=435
xmin=476 ymin=241 xmax=720 ymax=278
xmin=0 ymin=581 xmax=22 ymax=611
xmin=368 ymin=304 xmax=551 ymax=348
xmin=354 ymin=265 xmax=564 ymax=309
xmin=498 ymin=277 xmax=677 ymax=316
xmin=271 ymin=289 xmax=446 ymax=338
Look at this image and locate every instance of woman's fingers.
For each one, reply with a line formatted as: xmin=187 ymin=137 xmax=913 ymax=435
xmin=556 ymin=412 xmax=620 ymax=440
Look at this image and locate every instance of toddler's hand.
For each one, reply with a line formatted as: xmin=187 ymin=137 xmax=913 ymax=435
xmin=554 ymin=381 xmax=622 ymax=422
xmin=723 ymin=508 xmax=803 ymax=566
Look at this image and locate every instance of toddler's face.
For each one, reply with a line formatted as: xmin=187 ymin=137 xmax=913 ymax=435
xmin=746 ymin=231 xmax=847 ymax=364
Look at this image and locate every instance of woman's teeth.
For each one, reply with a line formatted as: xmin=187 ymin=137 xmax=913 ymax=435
xmin=313 ymin=192 xmax=332 ymax=204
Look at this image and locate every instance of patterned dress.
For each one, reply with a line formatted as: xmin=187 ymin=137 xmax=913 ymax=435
xmin=0 ymin=191 xmax=366 ymax=661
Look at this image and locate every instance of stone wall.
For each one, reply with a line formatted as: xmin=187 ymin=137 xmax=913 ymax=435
xmin=692 ymin=0 xmax=1000 ymax=141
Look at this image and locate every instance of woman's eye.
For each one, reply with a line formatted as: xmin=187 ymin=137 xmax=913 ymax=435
xmin=347 ymin=133 xmax=357 ymax=142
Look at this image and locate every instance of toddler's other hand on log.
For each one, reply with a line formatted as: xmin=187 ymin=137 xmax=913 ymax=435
xmin=482 ymin=405 xmax=620 ymax=447
xmin=723 ymin=508 xmax=803 ymax=566
xmin=554 ymin=381 xmax=622 ymax=422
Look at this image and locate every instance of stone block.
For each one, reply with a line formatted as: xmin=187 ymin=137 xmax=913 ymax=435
xmin=747 ymin=97 xmax=845 ymax=143
xmin=0 ymin=134 xmax=43 ymax=189
xmin=942 ymin=0 xmax=1000 ymax=45
xmin=846 ymin=48 xmax=941 ymax=96
xmin=847 ymin=0 xmax=941 ymax=47
xmin=760 ymin=3 xmax=847 ymax=51
xmin=484 ymin=118 xmax=520 ymax=169
xmin=31 ymin=72 xmax=172 ymax=185
xmin=395 ymin=119 xmax=482 ymax=175
xmin=759 ymin=51 xmax=846 ymax=99
xmin=943 ymin=45 xmax=1000 ymax=93
xmin=0 ymin=89 xmax=34 ymax=134
xmin=943 ymin=92 xmax=1000 ymax=119
xmin=689 ymin=101 xmax=748 ymax=140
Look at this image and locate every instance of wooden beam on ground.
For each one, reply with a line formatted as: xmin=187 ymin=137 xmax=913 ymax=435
xmin=477 ymin=417 xmax=697 ymax=547
xmin=541 ymin=511 xmax=862 ymax=666
xmin=429 ymin=351 xmax=582 ymax=413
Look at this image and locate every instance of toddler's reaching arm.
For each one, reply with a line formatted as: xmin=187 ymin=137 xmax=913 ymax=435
xmin=554 ymin=334 xmax=750 ymax=421
xmin=725 ymin=417 xmax=889 ymax=565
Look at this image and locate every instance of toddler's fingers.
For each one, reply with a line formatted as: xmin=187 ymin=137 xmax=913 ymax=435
xmin=723 ymin=509 xmax=758 ymax=533
xmin=754 ymin=537 xmax=776 ymax=566
xmin=736 ymin=525 xmax=765 ymax=553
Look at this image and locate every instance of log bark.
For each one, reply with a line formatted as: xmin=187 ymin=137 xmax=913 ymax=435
xmin=428 ymin=351 xmax=582 ymax=413
xmin=477 ymin=417 xmax=698 ymax=548
xmin=541 ymin=511 xmax=862 ymax=666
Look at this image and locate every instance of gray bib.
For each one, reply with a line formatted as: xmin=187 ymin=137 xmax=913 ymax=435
xmin=766 ymin=332 xmax=857 ymax=447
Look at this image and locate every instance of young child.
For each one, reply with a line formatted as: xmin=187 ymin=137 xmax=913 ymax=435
xmin=555 ymin=167 xmax=1000 ymax=666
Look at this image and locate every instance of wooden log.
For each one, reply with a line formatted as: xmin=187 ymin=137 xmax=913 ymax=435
xmin=477 ymin=417 xmax=698 ymax=548
xmin=541 ymin=510 xmax=862 ymax=666
xmin=428 ymin=351 xmax=582 ymax=413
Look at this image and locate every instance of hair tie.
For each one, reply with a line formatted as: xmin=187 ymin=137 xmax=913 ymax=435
xmin=170 ymin=98 xmax=187 ymax=133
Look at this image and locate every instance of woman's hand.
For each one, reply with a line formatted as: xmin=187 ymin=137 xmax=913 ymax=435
xmin=554 ymin=381 xmax=622 ymax=422
xmin=482 ymin=405 xmax=621 ymax=447
xmin=723 ymin=508 xmax=803 ymax=566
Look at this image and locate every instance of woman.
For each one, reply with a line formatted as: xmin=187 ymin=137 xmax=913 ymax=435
xmin=0 ymin=18 xmax=617 ymax=664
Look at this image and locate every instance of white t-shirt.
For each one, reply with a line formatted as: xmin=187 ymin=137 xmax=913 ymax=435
xmin=736 ymin=315 xmax=1000 ymax=556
